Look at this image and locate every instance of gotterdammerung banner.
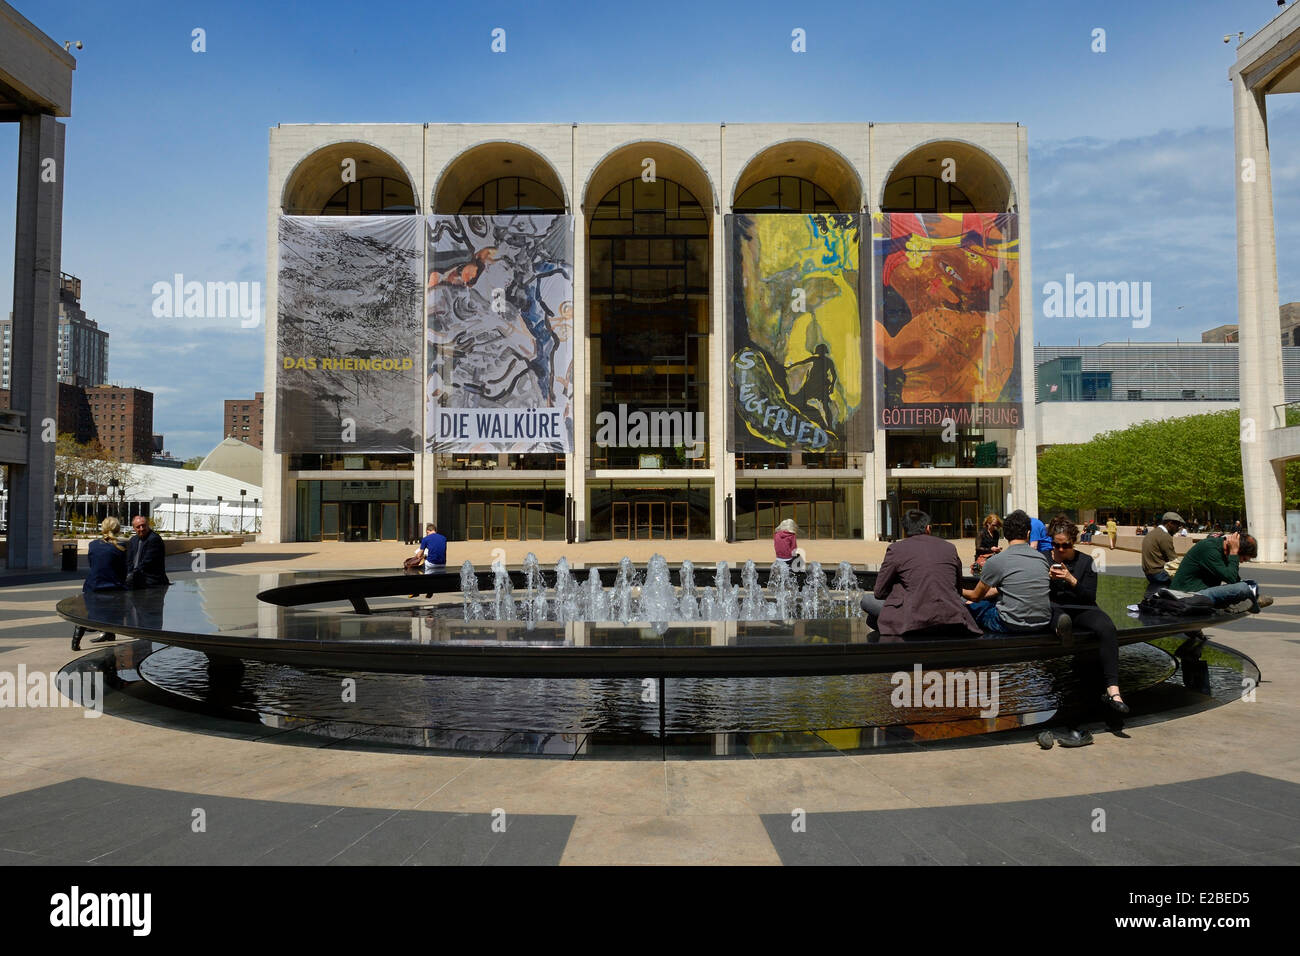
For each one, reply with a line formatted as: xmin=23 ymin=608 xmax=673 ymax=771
xmin=425 ymin=214 xmax=574 ymax=453
xmin=873 ymin=212 xmax=1022 ymax=430
xmin=276 ymin=215 xmax=424 ymax=453
xmin=726 ymin=213 xmax=869 ymax=454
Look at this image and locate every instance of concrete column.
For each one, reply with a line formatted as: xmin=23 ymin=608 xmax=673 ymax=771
xmin=1013 ymin=127 xmax=1039 ymax=515
xmin=7 ymin=113 xmax=64 ymax=569
xmin=719 ymin=126 xmax=735 ymax=542
xmin=1234 ymin=74 xmax=1287 ymax=562
xmin=570 ymin=143 xmax=588 ymax=541
xmin=261 ymin=153 xmax=284 ymax=542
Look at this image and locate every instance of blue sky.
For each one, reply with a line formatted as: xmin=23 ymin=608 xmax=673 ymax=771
xmin=2 ymin=0 xmax=1298 ymax=457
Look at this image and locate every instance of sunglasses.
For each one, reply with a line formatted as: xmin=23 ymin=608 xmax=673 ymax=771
xmin=1052 ymin=541 xmax=1075 ymax=550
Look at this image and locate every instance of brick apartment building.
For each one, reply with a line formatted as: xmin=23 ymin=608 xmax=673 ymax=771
xmin=85 ymin=385 xmax=153 ymax=463
xmin=224 ymin=391 xmax=264 ymax=449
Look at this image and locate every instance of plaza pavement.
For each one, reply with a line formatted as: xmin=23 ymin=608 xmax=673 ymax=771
xmin=0 ymin=539 xmax=1296 ymax=865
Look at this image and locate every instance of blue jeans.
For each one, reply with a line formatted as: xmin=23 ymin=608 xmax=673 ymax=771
xmin=1199 ymin=581 xmax=1257 ymax=610
xmin=1145 ymin=570 xmax=1171 ymax=586
xmin=968 ymin=600 xmax=1052 ymax=634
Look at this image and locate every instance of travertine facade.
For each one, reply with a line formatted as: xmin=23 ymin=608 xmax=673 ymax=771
xmin=263 ymin=122 xmax=1035 ymax=545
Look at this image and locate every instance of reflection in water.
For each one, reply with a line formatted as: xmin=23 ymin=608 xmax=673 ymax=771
xmin=139 ymin=642 xmax=1179 ymax=735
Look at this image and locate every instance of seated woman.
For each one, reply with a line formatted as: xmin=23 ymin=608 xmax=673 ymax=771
xmin=73 ymin=517 xmax=127 ymax=651
xmin=773 ymin=519 xmax=798 ymax=567
xmin=975 ymin=514 xmax=1002 ymax=559
xmin=1045 ymin=514 xmax=1128 ymax=715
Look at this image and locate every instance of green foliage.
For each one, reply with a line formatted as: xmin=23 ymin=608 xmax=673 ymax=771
xmin=1038 ymin=410 xmax=1263 ymax=517
xmin=182 ymin=457 xmax=203 ymax=470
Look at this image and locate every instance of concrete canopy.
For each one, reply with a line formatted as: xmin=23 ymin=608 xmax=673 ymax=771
xmin=281 ymin=141 xmax=418 ymax=215
xmin=731 ymin=140 xmax=862 ymax=212
xmin=433 ymin=141 xmax=569 ymax=213
xmin=881 ymin=140 xmax=1016 ymax=212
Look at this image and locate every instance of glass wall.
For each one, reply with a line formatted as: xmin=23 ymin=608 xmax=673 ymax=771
xmin=588 ymin=482 xmax=712 ymax=540
xmin=734 ymin=481 xmax=862 ymax=541
xmin=295 ymin=479 xmax=415 ymax=541
xmin=436 ymin=482 xmax=566 ymax=541
xmin=589 ymin=178 xmax=710 ymax=468
xmin=885 ymin=477 xmax=1004 ymax=540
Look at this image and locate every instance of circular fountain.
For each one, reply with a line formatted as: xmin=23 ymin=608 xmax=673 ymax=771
xmin=55 ymin=555 xmax=1257 ymax=756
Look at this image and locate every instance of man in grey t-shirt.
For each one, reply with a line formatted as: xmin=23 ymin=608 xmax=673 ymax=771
xmin=961 ymin=509 xmax=1054 ymax=633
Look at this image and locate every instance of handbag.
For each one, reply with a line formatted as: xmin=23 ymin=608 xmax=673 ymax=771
xmin=403 ymin=554 xmax=425 ymax=571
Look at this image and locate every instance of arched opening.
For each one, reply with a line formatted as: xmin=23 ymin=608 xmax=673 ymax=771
xmin=733 ymin=176 xmax=838 ymax=214
xmin=584 ymin=143 xmax=713 ymax=540
xmin=731 ymin=141 xmax=861 ymax=212
xmin=282 ymin=142 xmax=418 ymax=215
xmin=457 ymin=177 xmax=565 ymax=215
xmin=429 ymin=146 xmax=571 ymax=512
xmin=877 ymin=143 xmax=1019 ymax=541
xmin=880 ymin=141 xmax=1014 ymax=212
xmin=433 ymin=143 xmax=568 ymax=214
xmin=433 ymin=154 xmax=569 ymax=482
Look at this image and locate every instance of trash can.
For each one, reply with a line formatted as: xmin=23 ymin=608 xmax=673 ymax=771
xmin=61 ymin=544 xmax=78 ymax=572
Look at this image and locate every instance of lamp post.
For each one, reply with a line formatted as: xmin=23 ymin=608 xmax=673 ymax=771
xmin=253 ymin=498 xmax=259 ymax=533
xmin=108 ymin=478 xmax=119 ymax=522
xmin=239 ymin=488 xmax=247 ymax=534
xmin=186 ymin=484 xmax=194 ymax=534
xmin=216 ymin=495 xmax=223 ymax=534
xmin=171 ymin=493 xmax=179 ymax=533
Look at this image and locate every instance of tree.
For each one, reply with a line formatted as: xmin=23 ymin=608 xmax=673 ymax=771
xmin=1038 ymin=410 xmax=1255 ymax=521
xmin=182 ymin=457 xmax=203 ymax=470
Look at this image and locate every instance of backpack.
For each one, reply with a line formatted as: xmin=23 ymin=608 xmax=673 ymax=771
xmin=1137 ymin=588 xmax=1216 ymax=617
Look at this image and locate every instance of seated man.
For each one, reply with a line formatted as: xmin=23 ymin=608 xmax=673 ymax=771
xmin=962 ymin=509 xmax=1068 ymax=637
xmin=126 ymin=515 xmax=170 ymax=589
xmin=860 ymin=509 xmax=980 ymax=637
xmin=1140 ymin=511 xmax=1183 ymax=586
xmin=1169 ymin=532 xmax=1270 ymax=612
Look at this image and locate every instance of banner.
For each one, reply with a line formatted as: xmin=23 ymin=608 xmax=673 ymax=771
xmin=425 ymin=215 xmax=574 ymax=453
xmin=726 ymin=213 xmax=868 ymax=453
xmin=275 ymin=216 xmax=423 ymax=453
xmin=873 ymin=212 xmax=1022 ymax=430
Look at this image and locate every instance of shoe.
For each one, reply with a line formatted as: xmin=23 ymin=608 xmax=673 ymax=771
xmin=88 ymin=632 xmax=116 ymax=644
xmin=1102 ymin=691 xmax=1130 ymax=715
xmin=1057 ymin=729 xmax=1094 ymax=748
xmin=71 ymin=626 xmax=85 ymax=651
xmin=1256 ymin=596 xmax=1273 ymax=610
xmin=1036 ymin=731 xmax=1055 ymax=750
xmin=1053 ymin=612 xmax=1073 ymax=643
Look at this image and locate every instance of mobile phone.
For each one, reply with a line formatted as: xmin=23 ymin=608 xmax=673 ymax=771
xmin=1051 ymin=562 xmax=1064 ymax=570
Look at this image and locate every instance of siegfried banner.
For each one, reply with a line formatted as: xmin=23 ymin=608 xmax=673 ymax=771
xmin=425 ymin=214 xmax=574 ymax=453
xmin=726 ymin=214 xmax=868 ymax=453
xmin=873 ymin=212 xmax=1022 ymax=430
xmin=276 ymin=216 xmax=423 ymax=453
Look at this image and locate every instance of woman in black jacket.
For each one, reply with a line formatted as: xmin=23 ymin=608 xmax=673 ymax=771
xmin=1046 ymin=515 xmax=1128 ymax=714
xmin=73 ymin=517 xmax=126 ymax=651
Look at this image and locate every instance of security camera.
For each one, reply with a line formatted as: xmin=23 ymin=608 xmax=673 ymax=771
xmin=1224 ymin=35 xmax=1232 ymax=42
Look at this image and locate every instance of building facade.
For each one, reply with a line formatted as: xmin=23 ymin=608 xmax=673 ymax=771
xmin=85 ymin=385 xmax=153 ymax=463
xmin=1035 ymin=342 xmax=1300 ymax=447
xmin=1 ymin=274 xmax=107 ymax=391
xmin=262 ymin=123 xmax=1036 ymax=544
xmin=224 ymin=391 xmax=264 ymax=449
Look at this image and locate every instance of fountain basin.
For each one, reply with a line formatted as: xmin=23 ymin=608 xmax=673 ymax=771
xmin=56 ymin=564 xmax=1249 ymax=679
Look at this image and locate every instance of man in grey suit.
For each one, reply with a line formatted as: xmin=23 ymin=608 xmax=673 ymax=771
xmin=861 ymin=509 xmax=981 ymax=637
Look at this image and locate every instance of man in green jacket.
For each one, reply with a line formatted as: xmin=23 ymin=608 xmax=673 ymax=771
xmin=1170 ymin=532 xmax=1269 ymax=612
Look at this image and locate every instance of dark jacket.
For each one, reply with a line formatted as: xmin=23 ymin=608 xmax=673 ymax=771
xmin=873 ymin=533 xmax=981 ymax=637
xmin=1171 ymin=537 xmax=1238 ymax=591
xmin=975 ymin=529 xmax=1000 ymax=557
xmin=1049 ymin=549 xmax=1097 ymax=606
xmin=126 ymin=529 xmax=170 ymax=588
xmin=84 ymin=538 xmax=127 ymax=592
